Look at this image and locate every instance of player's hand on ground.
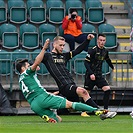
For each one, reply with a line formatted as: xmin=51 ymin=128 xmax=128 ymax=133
xmin=43 ymin=38 xmax=50 ymax=50
xmin=87 ymin=34 xmax=94 ymax=40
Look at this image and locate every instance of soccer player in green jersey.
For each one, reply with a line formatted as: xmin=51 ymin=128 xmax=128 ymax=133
xmin=16 ymin=39 xmax=98 ymax=123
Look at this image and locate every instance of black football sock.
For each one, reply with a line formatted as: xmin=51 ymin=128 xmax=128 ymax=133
xmin=103 ymin=89 xmax=111 ymax=110
xmin=85 ymin=98 xmax=99 ymax=108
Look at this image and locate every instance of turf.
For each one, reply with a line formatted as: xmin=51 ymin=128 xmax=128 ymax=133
xmin=0 ymin=115 xmax=133 ymax=133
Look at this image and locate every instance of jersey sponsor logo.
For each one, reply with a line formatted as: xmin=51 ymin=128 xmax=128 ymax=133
xmin=54 ymin=58 xmax=65 ymax=63
xmin=96 ymin=53 xmax=104 ymax=60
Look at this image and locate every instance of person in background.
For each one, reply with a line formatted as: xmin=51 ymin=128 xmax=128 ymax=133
xmin=84 ymin=34 xmax=117 ymax=120
xmin=62 ymin=8 xmax=88 ymax=51
xmin=16 ymin=39 xmax=98 ymax=123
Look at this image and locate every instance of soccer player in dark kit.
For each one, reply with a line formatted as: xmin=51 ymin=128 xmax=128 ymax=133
xmin=84 ymin=34 xmax=117 ymax=120
xmin=41 ymin=34 xmax=116 ymax=120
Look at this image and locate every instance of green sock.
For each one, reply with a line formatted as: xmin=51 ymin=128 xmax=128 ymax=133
xmin=72 ymin=102 xmax=98 ymax=112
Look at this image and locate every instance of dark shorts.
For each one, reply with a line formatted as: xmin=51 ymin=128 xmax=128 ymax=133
xmin=59 ymin=84 xmax=79 ymax=102
xmin=84 ymin=75 xmax=109 ymax=91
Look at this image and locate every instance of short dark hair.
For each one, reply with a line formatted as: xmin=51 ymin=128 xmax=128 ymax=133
xmin=16 ymin=59 xmax=28 ymax=73
xmin=69 ymin=8 xmax=78 ymax=14
xmin=98 ymin=33 xmax=106 ymax=38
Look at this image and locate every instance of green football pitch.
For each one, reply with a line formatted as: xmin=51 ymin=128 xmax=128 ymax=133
xmin=0 ymin=115 xmax=133 ymax=133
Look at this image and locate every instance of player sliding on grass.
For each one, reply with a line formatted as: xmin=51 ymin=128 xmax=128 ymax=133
xmin=16 ymin=39 xmax=98 ymax=123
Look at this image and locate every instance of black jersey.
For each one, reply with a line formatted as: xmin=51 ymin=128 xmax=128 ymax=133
xmin=84 ymin=45 xmax=114 ymax=78
xmin=42 ymin=39 xmax=90 ymax=89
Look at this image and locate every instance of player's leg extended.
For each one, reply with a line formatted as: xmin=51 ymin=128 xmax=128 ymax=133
xmin=65 ymin=100 xmax=97 ymax=112
xmin=30 ymin=95 xmax=58 ymax=123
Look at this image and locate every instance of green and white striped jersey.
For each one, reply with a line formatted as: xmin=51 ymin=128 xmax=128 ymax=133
xmin=19 ymin=67 xmax=46 ymax=103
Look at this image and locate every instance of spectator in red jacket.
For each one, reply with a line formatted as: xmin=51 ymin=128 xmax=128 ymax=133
xmin=62 ymin=9 xmax=88 ymax=51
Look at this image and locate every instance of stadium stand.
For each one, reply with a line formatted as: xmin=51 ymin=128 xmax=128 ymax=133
xmin=82 ymin=23 xmax=97 ymax=47
xmin=85 ymin=0 xmax=104 ymax=24
xmin=46 ymin=0 xmax=65 ymax=24
xmin=32 ymin=49 xmax=49 ymax=75
xmin=73 ymin=51 xmax=87 ymax=75
xmin=102 ymin=61 xmax=110 ymax=76
xmin=58 ymin=24 xmax=64 ymax=36
xmin=0 ymin=0 xmax=7 ymax=23
xmin=7 ymin=0 xmax=27 ymax=24
xmin=19 ymin=23 xmax=39 ymax=50
xmin=98 ymin=23 xmax=118 ymax=49
xmin=26 ymin=0 xmax=46 ymax=24
xmin=0 ymin=23 xmax=19 ymax=50
xmin=12 ymin=49 xmax=30 ymax=62
xmin=39 ymin=23 xmax=57 ymax=47
xmin=12 ymin=49 xmax=30 ymax=74
xmin=0 ymin=49 xmax=11 ymax=75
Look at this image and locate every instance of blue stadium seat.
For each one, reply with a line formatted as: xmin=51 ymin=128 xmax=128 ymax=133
xmin=0 ymin=59 xmax=11 ymax=76
xmin=0 ymin=1 xmax=7 ymax=23
xmin=98 ymin=23 xmax=117 ymax=49
xmin=102 ymin=61 xmax=110 ymax=76
xmin=65 ymin=0 xmax=85 ymax=22
xmin=20 ymin=23 xmax=39 ymax=49
xmin=27 ymin=0 xmax=46 ymax=24
xmin=58 ymin=25 xmax=64 ymax=36
xmin=0 ymin=23 xmax=19 ymax=49
xmin=32 ymin=49 xmax=49 ymax=75
xmin=73 ymin=51 xmax=87 ymax=75
xmin=46 ymin=0 xmax=65 ymax=24
xmin=12 ymin=49 xmax=30 ymax=74
xmin=85 ymin=0 xmax=104 ymax=24
xmin=12 ymin=49 xmax=30 ymax=61
xmin=39 ymin=23 xmax=57 ymax=46
xmin=82 ymin=23 xmax=97 ymax=47
xmin=0 ymin=49 xmax=11 ymax=76
xmin=8 ymin=0 xmax=27 ymax=23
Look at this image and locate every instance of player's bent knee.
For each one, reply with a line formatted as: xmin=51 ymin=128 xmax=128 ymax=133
xmin=102 ymin=86 xmax=110 ymax=91
xmin=76 ymin=87 xmax=89 ymax=97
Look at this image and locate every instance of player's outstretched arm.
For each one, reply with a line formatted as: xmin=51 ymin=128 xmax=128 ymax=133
xmin=72 ymin=34 xmax=95 ymax=57
xmin=31 ymin=39 xmax=50 ymax=71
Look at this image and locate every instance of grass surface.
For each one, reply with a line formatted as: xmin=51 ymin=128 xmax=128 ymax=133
xmin=0 ymin=115 xmax=133 ymax=133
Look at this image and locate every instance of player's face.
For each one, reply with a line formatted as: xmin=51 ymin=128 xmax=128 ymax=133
xmin=21 ymin=62 xmax=30 ymax=72
xmin=54 ymin=40 xmax=65 ymax=53
xmin=24 ymin=62 xmax=30 ymax=70
xmin=97 ymin=36 xmax=106 ymax=48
